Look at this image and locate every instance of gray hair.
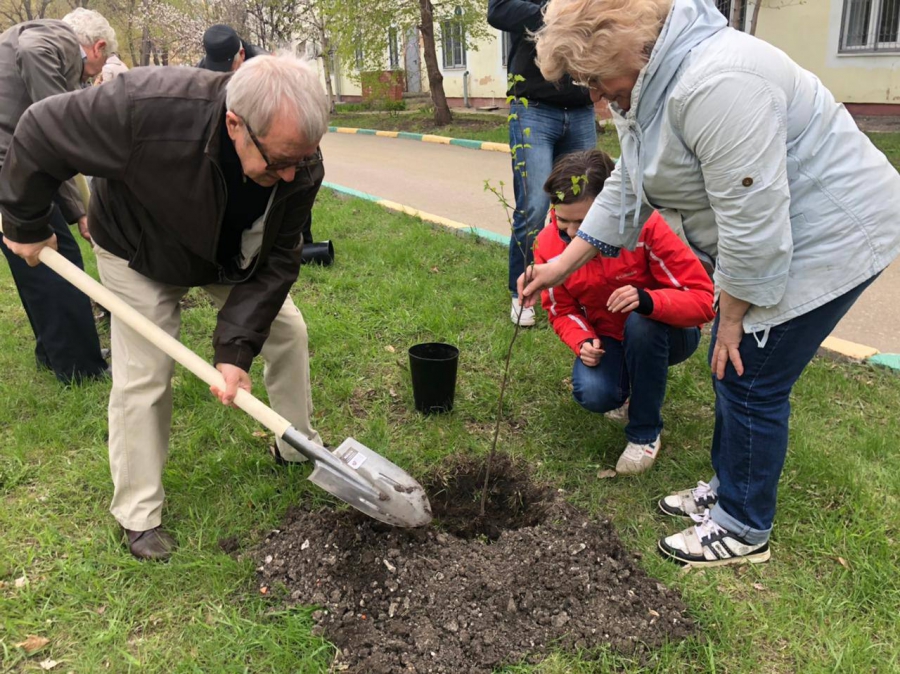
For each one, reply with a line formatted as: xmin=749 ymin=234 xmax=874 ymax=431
xmin=62 ymin=8 xmax=118 ymax=55
xmin=226 ymin=53 xmax=329 ymax=144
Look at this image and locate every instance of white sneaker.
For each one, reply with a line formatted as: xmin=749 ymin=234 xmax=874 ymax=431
xmin=615 ymin=436 xmax=661 ymax=475
xmin=658 ymin=510 xmax=771 ymax=567
xmin=510 ymin=297 xmax=535 ymax=327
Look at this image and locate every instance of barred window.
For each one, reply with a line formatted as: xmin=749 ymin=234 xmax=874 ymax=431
xmin=442 ymin=7 xmax=466 ymax=69
xmin=841 ymin=0 xmax=900 ymax=52
xmin=389 ymin=27 xmax=400 ymax=70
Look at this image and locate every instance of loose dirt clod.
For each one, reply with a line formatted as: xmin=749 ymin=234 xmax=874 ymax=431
xmin=251 ymin=455 xmax=693 ymax=673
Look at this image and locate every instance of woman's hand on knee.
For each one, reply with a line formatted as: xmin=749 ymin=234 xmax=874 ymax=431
xmin=712 ymin=317 xmax=745 ymax=380
xmin=579 ymin=338 xmax=604 ymax=367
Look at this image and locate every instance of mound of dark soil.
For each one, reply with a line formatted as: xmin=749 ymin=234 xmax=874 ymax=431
xmin=251 ymin=455 xmax=693 ymax=673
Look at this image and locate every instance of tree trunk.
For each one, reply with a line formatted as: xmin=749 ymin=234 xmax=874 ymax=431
xmin=418 ymin=0 xmax=452 ymax=126
xmin=318 ymin=23 xmax=336 ymax=113
xmin=140 ymin=25 xmax=152 ymax=66
xmin=160 ymin=45 xmax=168 ymax=66
xmin=749 ymin=0 xmax=762 ymax=35
xmin=730 ymin=0 xmax=744 ymax=30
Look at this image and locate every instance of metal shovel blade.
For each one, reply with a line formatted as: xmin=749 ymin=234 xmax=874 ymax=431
xmin=282 ymin=429 xmax=432 ymax=528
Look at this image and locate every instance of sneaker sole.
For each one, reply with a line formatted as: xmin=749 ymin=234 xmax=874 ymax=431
xmin=657 ymin=539 xmax=771 ymax=567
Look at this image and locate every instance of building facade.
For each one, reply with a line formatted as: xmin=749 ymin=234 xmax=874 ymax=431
xmin=322 ymin=0 xmax=900 ymax=113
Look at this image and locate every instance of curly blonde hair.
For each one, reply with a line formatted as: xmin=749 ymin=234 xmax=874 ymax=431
xmin=535 ymin=0 xmax=672 ymax=84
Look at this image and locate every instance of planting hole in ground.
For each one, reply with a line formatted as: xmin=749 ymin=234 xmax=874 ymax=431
xmin=250 ymin=454 xmax=694 ymax=673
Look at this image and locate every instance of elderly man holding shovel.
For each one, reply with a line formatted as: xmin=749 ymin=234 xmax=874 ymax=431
xmin=0 ymin=54 xmax=329 ymax=561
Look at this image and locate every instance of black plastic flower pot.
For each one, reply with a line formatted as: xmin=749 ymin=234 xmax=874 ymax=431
xmin=408 ymin=342 xmax=459 ymax=414
xmin=300 ymin=240 xmax=335 ymax=266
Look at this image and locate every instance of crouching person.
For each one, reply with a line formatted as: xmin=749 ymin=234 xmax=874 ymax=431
xmin=535 ymin=150 xmax=715 ymax=475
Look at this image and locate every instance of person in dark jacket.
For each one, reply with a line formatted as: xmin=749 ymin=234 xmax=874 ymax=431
xmin=0 ymin=54 xmax=329 ymax=561
xmin=198 ymin=24 xmax=267 ymax=72
xmin=487 ymin=0 xmax=597 ymax=327
xmin=0 ymin=9 xmax=116 ymax=383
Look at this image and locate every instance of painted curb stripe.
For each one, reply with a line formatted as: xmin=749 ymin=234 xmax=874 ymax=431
xmin=323 ymin=181 xmax=507 ymax=245
xmin=481 ymin=141 xmax=512 ymax=153
xmin=820 ymin=336 xmax=879 ymax=360
xmin=869 ymin=354 xmax=900 ymax=370
xmin=327 ymin=125 xmax=511 ymax=154
xmin=450 ymin=138 xmax=485 ymax=150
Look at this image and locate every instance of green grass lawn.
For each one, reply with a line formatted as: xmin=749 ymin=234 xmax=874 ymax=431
xmin=2 ymin=191 xmax=900 ymax=673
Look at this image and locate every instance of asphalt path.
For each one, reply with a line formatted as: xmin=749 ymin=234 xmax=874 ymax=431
xmin=321 ymin=132 xmax=900 ymax=354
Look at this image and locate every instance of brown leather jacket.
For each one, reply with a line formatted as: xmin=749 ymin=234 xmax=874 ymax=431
xmin=0 ymin=66 xmax=324 ymax=369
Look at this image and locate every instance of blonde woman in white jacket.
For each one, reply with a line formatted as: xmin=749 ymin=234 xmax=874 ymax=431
xmin=519 ymin=0 xmax=900 ymax=567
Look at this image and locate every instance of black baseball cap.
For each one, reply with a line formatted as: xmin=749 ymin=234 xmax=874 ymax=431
xmin=202 ymin=25 xmax=242 ymax=72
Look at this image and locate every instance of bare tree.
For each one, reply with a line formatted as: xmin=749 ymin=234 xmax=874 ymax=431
xmin=0 ymin=0 xmax=55 ymax=27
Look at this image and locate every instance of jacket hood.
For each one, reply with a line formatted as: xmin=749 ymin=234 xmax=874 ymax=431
xmin=611 ymin=0 xmax=726 ymax=238
xmin=631 ymin=0 xmax=727 ymax=124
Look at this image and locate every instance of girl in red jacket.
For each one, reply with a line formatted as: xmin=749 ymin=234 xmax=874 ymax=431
xmin=536 ymin=150 xmax=715 ymax=475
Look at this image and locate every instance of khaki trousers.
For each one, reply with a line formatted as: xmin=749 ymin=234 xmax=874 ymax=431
xmin=95 ymin=246 xmax=319 ymax=531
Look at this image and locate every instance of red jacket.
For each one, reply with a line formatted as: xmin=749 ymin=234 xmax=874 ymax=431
xmin=535 ymin=211 xmax=715 ymax=356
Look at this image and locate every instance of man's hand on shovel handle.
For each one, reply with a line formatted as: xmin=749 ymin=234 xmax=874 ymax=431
xmin=212 ymin=363 xmax=251 ymax=407
xmin=3 ymin=234 xmax=57 ymax=267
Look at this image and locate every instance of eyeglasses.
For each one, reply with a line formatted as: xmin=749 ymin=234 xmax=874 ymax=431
xmin=572 ymin=75 xmax=599 ymax=90
xmin=241 ymin=116 xmax=323 ymax=172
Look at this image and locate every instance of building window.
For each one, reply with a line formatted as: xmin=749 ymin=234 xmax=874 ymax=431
xmin=355 ymin=45 xmax=364 ymax=70
xmin=841 ymin=0 xmax=900 ymax=52
xmin=388 ymin=27 xmax=400 ymax=70
xmin=442 ymin=7 xmax=466 ymax=69
xmin=501 ymin=30 xmax=511 ymax=68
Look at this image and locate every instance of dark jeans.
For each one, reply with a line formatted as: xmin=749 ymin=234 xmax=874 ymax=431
xmin=0 ymin=204 xmax=106 ymax=383
xmin=571 ymin=313 xmax=701 ymax=444
xmin=708 ymin=275 xmax=879 ymax=544
xmin=508 ymin=101 xmax=597 ymax=296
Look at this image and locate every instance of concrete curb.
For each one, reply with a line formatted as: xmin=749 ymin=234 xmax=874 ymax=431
xmin=323 ymin=181 xmax=507 ymax=245
xmin=321 ymin=181 xmax=899 ymax=372
xmin=328 ymin=126 xmax=510 ymax=154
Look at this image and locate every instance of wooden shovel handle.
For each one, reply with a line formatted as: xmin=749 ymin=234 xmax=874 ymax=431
xmin=38 ymin=245 xmax=292 ymax=437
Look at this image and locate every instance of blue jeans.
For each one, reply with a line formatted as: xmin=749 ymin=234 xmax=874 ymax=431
xmin=572 ymin=313 xmax=701 ymax=443
xmin=708 ymin=276 xmax=879 ymax=544
xmin=508 ymin=101 xmax=597 ymax=295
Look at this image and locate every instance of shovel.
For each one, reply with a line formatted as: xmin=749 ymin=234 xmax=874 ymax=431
xmin=19 ymin=236 xmax=432 ymax=528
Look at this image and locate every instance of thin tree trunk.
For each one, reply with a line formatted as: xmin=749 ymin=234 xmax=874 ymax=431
xmin=140 ymin=25 xmax=152 ymax=66
xmin=749 ymin=0 xmax=762 ymax=35
xmin=730 ymin=0 xmax=744 ymax=29
xmin=418 ymin=0 xmax=452 ymax=126
xmin=318 ymin=22 xmax=336 ymax=113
